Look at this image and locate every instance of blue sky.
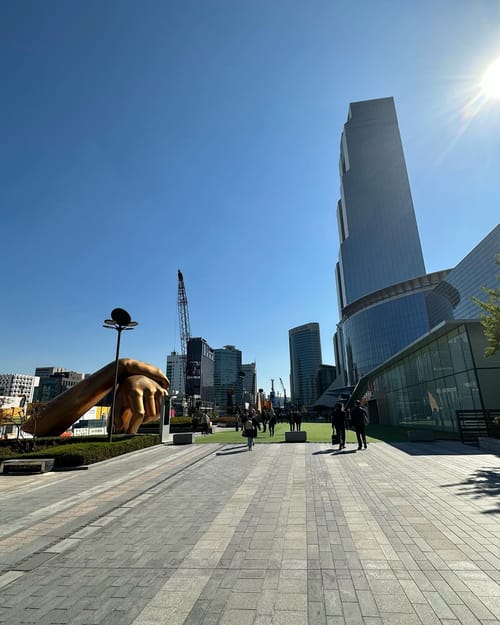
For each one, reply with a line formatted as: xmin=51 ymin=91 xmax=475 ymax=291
xmin=1 ymin=0 xmax=499 ymax=398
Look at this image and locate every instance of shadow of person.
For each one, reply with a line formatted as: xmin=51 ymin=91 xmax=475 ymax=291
xmin=216 ymin=446 xmax=250 ymax=456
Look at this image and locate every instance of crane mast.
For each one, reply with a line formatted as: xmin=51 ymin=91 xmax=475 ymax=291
xmin=279 ymin=377 xmax=287 ymax=407
xmin=177 ymin=270 xmax=191 ymax=358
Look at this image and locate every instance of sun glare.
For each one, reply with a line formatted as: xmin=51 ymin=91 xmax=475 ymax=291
xmin=481 ymin=57 xmax=500 ymax=99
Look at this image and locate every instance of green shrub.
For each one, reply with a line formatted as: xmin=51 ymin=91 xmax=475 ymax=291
xmin=0 ymin=435 xmax=160 ymax=467
xmin=170 ymin=416 xmax=192 ymax=426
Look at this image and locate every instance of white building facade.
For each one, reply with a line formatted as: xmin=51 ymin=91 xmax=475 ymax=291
xmin=0 ymin=373 xmax=39 ymax=403
xmin=166 ymin=352 xmax=186 ymax=396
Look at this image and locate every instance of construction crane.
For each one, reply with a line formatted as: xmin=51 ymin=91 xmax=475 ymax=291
xmin=270 ymin=379 xmax=276 ymax=407
xmin=279 ymin=377 xmax=287 ymax=408
xmin=177 ymin=270 xmax=191 ymax=358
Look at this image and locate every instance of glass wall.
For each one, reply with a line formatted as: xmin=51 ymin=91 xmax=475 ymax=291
xmin=369 ymin=324 xmax=492 ymax=432
xmin=343 ymin=292 xmax=429 ymax=385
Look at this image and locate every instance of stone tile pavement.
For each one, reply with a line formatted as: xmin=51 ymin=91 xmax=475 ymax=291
xmin=1 ymin=439 xmax=500 ymax=624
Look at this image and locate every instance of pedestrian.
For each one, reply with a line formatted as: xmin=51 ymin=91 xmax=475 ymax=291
xmin=288 ymin=411 xmax=294 ymax=431
xmin=331 ymin=403 xmax=348 ymax=450
xmin=268 ymin=410 xmax=276 ymax=436
xmin=261 ymin=409 xmax=268 ymax=433
xmin=293 ymin=410 xmax=302 ymax=432
xmin=200 ymin=412 xmax=210 ymax=435
xmin=234 ymin=406 xmax=241 ymax=432
xmin=350 ymin=400 xmax=368 ymax=450
xmin=242 ymin=413 xmax=257 ymax=450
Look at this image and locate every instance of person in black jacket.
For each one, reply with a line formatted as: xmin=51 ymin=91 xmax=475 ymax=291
xmin=331 ymin=403 xmax=348 ymax=450
xmin=350 ymin=400 xmax=368 ymax=450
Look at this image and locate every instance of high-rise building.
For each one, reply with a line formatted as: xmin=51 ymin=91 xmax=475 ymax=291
xmin=166 ymin=351 xmax=186 ymax=396
xmin=213 ymin=345 xmax=243 ymax=414
xmin=185 ymin=338 xmax=214 ymax=404
xmin=289 ymin=322 xmax=322 ymax=409
xmin=334 ymin=97 xmax=445 ymax=387
xmin=241 ymin=363 xmax=257 ymax=407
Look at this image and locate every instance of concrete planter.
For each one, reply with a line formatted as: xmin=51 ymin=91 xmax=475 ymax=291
xmin=285 ymin=431 xmax=307 ymax=443
xmin=172 ymin=433 xmax=194 ymax=445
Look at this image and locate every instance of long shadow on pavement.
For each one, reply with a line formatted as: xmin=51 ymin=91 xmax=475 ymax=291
xmin=216 ymin=446 xmax=249 ymax=456
xmin=441 ymin=466 xmax=500 ymax=514
xmin=312 ymin=449 xmax=358 ymax=456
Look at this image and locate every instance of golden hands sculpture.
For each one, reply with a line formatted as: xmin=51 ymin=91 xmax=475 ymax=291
xmin=22 ymin=359 xmax=170 ymax=437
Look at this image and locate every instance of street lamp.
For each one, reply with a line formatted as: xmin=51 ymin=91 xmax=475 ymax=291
xmin=103 ymin=308 xmax=138 ymax=442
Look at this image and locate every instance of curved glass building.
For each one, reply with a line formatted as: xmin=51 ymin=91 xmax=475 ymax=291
xmin=333 ymin=97 xmax=440 ymax=387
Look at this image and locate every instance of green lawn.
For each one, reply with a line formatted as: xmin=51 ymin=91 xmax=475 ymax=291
xmin=195 ymin=422 xmax=459 ymax=445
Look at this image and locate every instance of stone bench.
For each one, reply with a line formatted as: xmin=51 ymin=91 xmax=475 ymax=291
xmin=407 ymin=429 xmax=434 ymax=442
xmin=172 ymin=433 xmax=194 ymax=445
xmin=0 ymin=458 xmax=55 ymax=474
xmin=285 ymin=431 xmax=307 ymax=443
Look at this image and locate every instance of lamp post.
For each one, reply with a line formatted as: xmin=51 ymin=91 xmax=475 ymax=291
xmin=103 ymin=308 xmax=138 ymax=442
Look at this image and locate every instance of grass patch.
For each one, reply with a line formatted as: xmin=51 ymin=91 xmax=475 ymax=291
xmin=197 ymin=423 xmax=360 ymax=445
xmin=196 ymin=422 xmax=460 ymax=445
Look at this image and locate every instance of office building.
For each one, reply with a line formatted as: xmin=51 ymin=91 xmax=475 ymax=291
xmin=166 ymin=351 xmax=186 ymax=396
xmin=185 ymin=338 xmax=214 ymax=405
xmin=0 ymin=373 xmax=39 ymax=403
xmin=213 ymin=345 xmax=243 ymax=414
xmin=350 ymin=226 xmax=500 ymax=430
xmin=241 ymin=363 xmax=257 ymax=407
xmin=427 ymin=224 xmax=500 ymax=326
xmin=334 ymin=97 xmax=448 ymax=387
xmin=33 ymin=367 xmax=85 ymax=402
xmin=289 ymin=322 xmax=322 ymax=409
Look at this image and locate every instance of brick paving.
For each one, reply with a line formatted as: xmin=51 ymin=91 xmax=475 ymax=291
xmin=1 ymin=439 xmax=500 ymax=624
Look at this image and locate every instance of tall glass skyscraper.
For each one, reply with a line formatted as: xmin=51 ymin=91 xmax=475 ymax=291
xmin=334 ymin=97 xmax=440 ymax=387
xmin=213 ymin=345 xmax=243 ymax=414
xmin=289 ymin=322 xmax=322 ymax=409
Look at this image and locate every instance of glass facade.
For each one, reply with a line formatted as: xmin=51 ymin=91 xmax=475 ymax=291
xmin=213 ymin=346 xmax=243 ymax=414
xmin=343 ymin=292 xmax=430 ymax=383
xmin=185 ymin=338 xmax=214 ymax=403
xmin=356 ymin=322 xmax=500 ymax=432
xmin=428 ymin=224 xmax=500 ymax=322
xmin=289 ymin=322 xmax=322 ymax=408
xmin=334 ymin=98 xmax=431 ymax=387
xmin=337 ymin=97 xmax=426 ymax=308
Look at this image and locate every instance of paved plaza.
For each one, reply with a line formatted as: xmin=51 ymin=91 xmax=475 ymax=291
xmin=2 ymin=439 xmax=500 ymax=625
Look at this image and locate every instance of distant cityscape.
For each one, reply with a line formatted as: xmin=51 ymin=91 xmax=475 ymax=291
xmin=1 ymin=96 xmax=499 ymax=436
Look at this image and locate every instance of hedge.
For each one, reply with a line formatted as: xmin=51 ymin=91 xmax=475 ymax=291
xmin=0 ymin=435 xmax=160 ymax=467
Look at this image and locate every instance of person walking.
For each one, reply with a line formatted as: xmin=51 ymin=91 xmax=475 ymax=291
xmin=268 ymin=410 xmax=276 ymax=436
xmin=243 ymin=412 xmax=258 ymax=450
xmin=201 ymin=411 xmax=210 ymax=435
xmin=350 ymin=400 xmax=368 ymax=450
xmin=293 ymin=410 xmax=302 ymax=432
xmin=234 ymin=406 xmax=241 ymax=432
xmin=331 ymin=403 xmax=348 ymax=450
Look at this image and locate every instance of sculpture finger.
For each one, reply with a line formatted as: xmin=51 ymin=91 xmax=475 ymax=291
xmin=142 ymin=388 xmax=156 ymax=423
xmin=125 ymin=389 xmax=146 ymax=434
xmin=155 ymin=390 xmax=165 ymax=418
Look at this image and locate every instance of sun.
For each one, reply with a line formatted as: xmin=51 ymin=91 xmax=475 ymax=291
xmin=481 ymin=57 xmax=500 ymax=99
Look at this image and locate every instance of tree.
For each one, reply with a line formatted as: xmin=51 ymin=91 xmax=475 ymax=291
xmin=472 ymin=255 xmax=500 ymax=357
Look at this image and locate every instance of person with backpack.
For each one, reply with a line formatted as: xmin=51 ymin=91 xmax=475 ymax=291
xmin=350 ymin=400 xmax=368 ymax=450
xmin=242 ymin=412 xmax=258 ymax=450
xmin=331 ymin=403 xmax=348 ymax=450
